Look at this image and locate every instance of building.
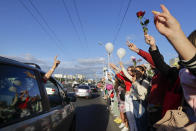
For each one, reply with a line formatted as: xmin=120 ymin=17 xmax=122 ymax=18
xmin=53 ymin=74 xmax=63 ymax=78
xmin=75 ymin=74 xmax=85 ymax=80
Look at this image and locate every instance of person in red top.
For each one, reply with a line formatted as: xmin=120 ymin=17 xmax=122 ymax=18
xmin=126 ymin=41 xmax=170 ymax=127
xmin=110 ymin=63 xmax=135 ymax=131
xmin=126 ymin=41 xmax=169 ymax=106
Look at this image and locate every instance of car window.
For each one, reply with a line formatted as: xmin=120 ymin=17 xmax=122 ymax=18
xmin=0 ymin=65 xmax=43 ymax=127
xmin=78 ymin=86 xmax=89 ymax=89
xmin=44 ymin=79 xmax=63 ymax=108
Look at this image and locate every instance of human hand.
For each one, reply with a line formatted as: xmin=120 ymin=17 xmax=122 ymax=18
xmin=126 ymin=41 xmax=139 ymax=53
xmin=152 ymin=5 xmax=181 ymax=38
xmin=53 ymin=56 xmax=60 ymax=68
xmin=119 ymin=61 xmax=123 ymax=68
xmin=144 ymin=34 xmax=156 ymax=47
xmin=109 ymin=63 xmax=116 ymax=69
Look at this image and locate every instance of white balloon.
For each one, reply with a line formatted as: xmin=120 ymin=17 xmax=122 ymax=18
xmin=105 ymin=42 xmax=114 ymax=54
xmin=117 ymin=48 xmax=126 ymax=59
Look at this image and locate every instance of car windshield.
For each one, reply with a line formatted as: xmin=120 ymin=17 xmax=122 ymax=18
xmin=78 ymin=86 xmax=89 ymax=89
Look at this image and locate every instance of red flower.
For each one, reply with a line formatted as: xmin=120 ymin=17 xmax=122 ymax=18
xmin=136 ymin=11 xmax=145 ymax=18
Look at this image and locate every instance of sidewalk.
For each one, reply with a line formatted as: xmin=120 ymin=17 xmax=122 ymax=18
xmin=106 ymin=111 xmax=122 ymax=131
xmin=100 ymin=98 xmax=121 ymax=131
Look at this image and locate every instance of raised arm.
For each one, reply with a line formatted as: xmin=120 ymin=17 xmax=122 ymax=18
xmin=144 ymin=34 xmax=172 ymax=77
xmin=109 ymin=63 xmax=121 ymax=74
xmin=127 ymin=41 xmax=155 ymax=66
xmin=119 ymin=61 xmax=133 ymax=82
xmin=44 ymin=56 xmax=60 ymax=81
xmin=152 ymin=4 xmax=196 ymax=61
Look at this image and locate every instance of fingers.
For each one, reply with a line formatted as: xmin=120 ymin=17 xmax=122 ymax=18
xmin=144 ymin=34 xmax=150 ymax=40
xmin=126 ymin=41 xmax=131 ymax=46
xmin=152 ymin=11 xmax=168 ymax=21
xmin=144 ymin=34 xmax=151 ymax=43
xmin=160 ymin=4 xmax=170 ymax=15
xmin=54 ymin=56 xmax=58 ymax=61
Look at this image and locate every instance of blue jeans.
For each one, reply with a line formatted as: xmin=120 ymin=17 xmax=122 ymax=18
xmin=133 ymin=100 xmax=148 ymax=131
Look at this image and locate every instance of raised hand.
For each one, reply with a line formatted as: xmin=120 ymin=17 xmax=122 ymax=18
xmin=126 ymin=41 xmax=139 ymax=53
xmin=109 ymin=63 xmax=116 ymax=69
xmin=152 ymin=5 xmax=196 ymax=60
xmin=119 ymin=61 xmax=124 ymax=68
xmin=152 ymin=4 xmax=180 ymax=37
xmin=54 ymin=56 xmax=60 ymax=68
xmin=144 ymin=34 xmax=156 ymax=47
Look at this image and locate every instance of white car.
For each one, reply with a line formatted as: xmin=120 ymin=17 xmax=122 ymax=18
xmin=75 ymin=85 xmax=92 ymax=98
xmin=45 ymin=82 xmax=58 ymax=95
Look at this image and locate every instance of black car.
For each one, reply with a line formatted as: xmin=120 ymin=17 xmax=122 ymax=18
xmin=90 ymin=85 xmax=98 ymax=92
xmin=0 ymin=56 xmax=76 ymax=131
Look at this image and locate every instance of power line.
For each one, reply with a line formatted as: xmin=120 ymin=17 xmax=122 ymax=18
xmin=17 ymin=0 xmax=66 ymax=55
xmin=28 ymin=0 xmax=67 ymax=53
xmin=72 ymin=0 xmax=88 ymax=46
xmin=61 ymin=0 xmax=83 ymax=45
xmin=113 ymin=0 xmax=133 ymax=44
xmin=18 ymin=0 xmax=52 ymax=41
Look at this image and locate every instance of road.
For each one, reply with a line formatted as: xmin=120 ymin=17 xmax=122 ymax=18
xmin=73 ymin=92 xmax=121 ymax=131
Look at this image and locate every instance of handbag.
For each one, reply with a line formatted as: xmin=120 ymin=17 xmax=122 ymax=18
xmin=154 ymin=95 xmax=190 ymax=131
xmin=154 ymin=106 xmax=189 ymax=130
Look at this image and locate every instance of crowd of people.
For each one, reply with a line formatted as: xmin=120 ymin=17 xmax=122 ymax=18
xmin=100 ymin=5 xmax=196 ymax=131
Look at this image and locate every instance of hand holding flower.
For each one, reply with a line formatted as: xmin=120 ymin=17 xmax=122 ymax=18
xmin=136 ymin=11 xmax=149 ymax=35
xmin=144 ymin=34 xmax=156 ymax=50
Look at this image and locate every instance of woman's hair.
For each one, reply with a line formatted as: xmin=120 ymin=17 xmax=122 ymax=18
xmin=128 ymin=65 xmax=134 ymax=69
xmin=114 ymin=76 xmax=126 ymax=91
xmin=136 ymin=65 xmax=145 ymax=73
xmin=136 ymin=65 xmax=147 ymax=84
xmin=188 ymin=30 xmax=196 ymax=47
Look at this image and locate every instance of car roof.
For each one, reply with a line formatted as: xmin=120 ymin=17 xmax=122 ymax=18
xmin=0 ymin=56 xmax=45 ymax=74
xmin=78 ymin=85 xmax=90 ymax=87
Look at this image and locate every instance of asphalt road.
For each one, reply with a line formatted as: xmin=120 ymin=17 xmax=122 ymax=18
xmin=73 ymin=92 xmax=121 ymax=131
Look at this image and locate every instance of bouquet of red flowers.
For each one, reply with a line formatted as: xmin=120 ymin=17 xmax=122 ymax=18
xmin=136 ymin=11 xmax=149 ymax=34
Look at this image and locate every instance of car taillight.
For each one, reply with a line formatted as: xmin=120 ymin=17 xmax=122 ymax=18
xmin=52 ymin=89 xmax=56 ymax=92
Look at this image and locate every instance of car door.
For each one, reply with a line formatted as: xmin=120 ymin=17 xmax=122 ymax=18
xmin=43 ymin=78 xmax=74 ymax=131
xmin=0 ymin=64 xmax=47 ymax=131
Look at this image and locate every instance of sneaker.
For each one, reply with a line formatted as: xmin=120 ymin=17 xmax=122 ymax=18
xmin=114 ymin=118 xmax=122 ymax=124
xmin=121 ymin=127 xmax=129 ymax=131
xmin=114 ymin=117 xmax=118 ymax=121
xmin=119 ymin=123 xmax=125 ymax=128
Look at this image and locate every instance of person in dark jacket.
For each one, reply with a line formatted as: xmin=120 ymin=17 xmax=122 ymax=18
xmin=144 ymin=6 xmax=196 ymax=123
